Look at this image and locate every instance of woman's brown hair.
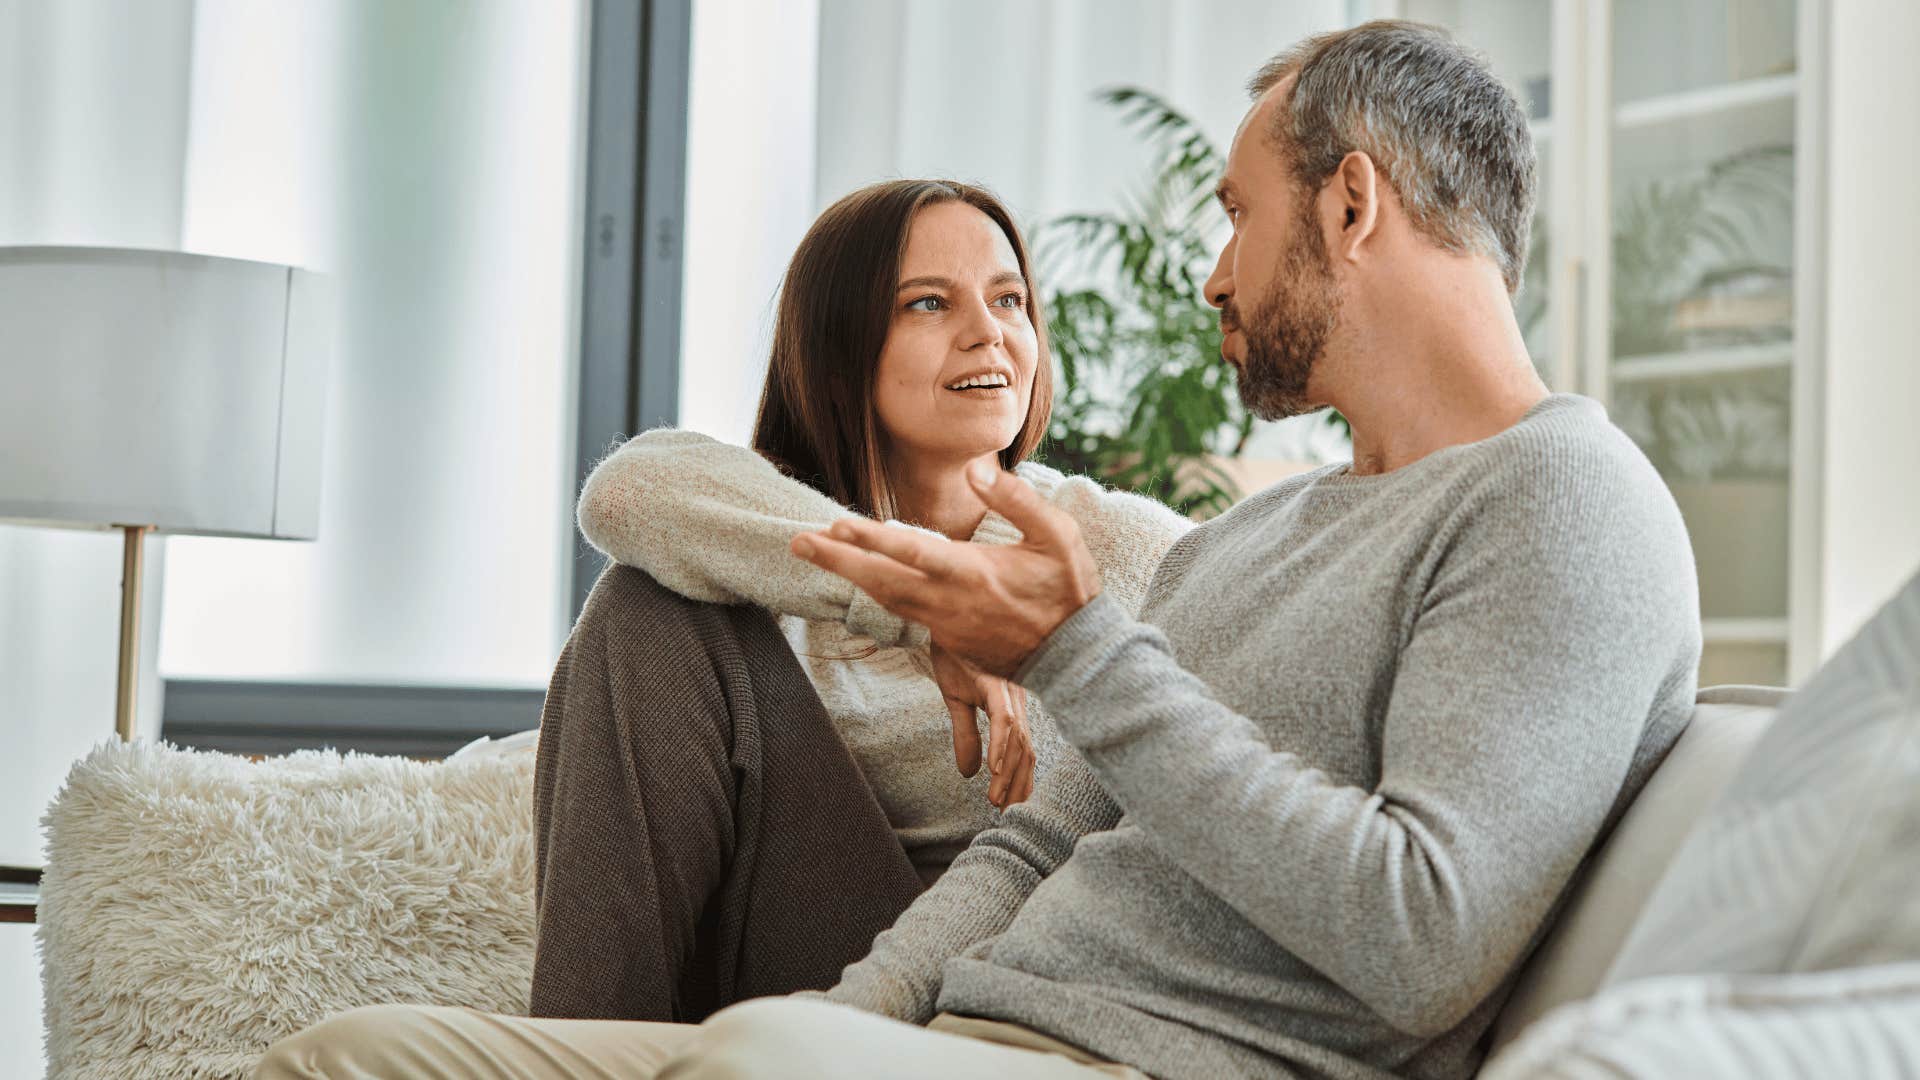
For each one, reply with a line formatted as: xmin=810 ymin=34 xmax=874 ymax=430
xmin=750 ymin=179 xmax=1053 ymax=521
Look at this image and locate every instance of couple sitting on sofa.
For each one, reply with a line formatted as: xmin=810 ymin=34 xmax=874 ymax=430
xmin=256 ymin=19 xmax=1701 ymax=1080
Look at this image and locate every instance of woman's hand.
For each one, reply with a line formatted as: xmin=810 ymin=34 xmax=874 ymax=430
xmin=929 ymin=642 xmax=1035 ymax=809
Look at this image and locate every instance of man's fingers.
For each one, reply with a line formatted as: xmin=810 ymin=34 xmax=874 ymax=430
xmin=791 ymin=532 xmax=932 ymax=610
xmin=825 ymin=518 xmax=967 ymax=577
xmin=967 ymin=461 xmax=1073 ymax=548
xmin=946 ymin=695 xmax=981 ymax=778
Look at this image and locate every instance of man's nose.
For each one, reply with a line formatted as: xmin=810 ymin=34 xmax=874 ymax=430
xmin=1203 ymin=241 xmax=1234 ymax=310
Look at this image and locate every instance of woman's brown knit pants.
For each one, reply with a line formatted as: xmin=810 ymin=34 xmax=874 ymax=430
xmin=528 ymin=563 xmax=927 ymax=1022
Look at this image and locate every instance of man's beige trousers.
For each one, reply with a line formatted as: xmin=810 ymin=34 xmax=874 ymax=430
xmin=253 ymin=996 xmax=1150 ymax=1079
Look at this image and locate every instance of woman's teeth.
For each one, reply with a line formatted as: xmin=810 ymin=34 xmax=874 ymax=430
xmin=946 ymin=374 xmax=1010 ymax=391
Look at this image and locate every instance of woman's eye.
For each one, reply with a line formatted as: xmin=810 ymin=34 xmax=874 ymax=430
xmin=993 ymin=292 xmax=1026 ymax=309
xmin=906 ymin=295 xmax=943 ymax=312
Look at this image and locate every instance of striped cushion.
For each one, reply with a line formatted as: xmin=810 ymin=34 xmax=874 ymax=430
xmin=1606 ymin=570 xmax=1920 ymax=981
xmin=1482 ymin=964 xmax=1920 ymax=1080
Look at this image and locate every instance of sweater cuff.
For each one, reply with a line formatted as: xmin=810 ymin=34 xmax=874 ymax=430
xmin=1014 ymin=590 xmax=1131 ymax=697
xmin=847 ymin=585 xmax=926 ymax=647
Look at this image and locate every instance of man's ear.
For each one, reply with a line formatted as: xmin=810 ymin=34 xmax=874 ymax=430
xmin=1332 ymin=150 xmax=1380 ymax=263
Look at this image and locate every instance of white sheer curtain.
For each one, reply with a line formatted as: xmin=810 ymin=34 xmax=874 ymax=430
xmin=817 ymin=0 xmax=1346 ymax=224
xmin=157 ymin=0 xmax=587 ymax=688
xmin=677 ymin=0 xmax=821 ymax=444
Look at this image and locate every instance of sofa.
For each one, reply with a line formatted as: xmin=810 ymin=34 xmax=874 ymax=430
xmin=36 ymin=572 xmax=1920 ymax=1078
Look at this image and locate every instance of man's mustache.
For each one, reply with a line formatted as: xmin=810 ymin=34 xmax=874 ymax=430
xmin=1219 ymin=301 xmax=1241 ymax=335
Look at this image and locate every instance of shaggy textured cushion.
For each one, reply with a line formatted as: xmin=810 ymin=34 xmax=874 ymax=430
xmin=38 ymin=740 xmax=536 ymax=1080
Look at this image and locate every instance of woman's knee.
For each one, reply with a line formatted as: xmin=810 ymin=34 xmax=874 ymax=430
xmin=577 ymin=563 xmax=684 ymax=633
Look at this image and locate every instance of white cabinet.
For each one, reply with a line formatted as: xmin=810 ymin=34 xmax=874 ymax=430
xmin=1389 ymin=0 xmax=1841 ymax=687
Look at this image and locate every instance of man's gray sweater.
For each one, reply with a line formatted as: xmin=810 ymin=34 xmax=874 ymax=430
xmin=825 ymin=394 xmax=1702 ymax=1079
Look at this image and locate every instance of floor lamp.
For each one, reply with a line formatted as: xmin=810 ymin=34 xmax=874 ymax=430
xmin=0 ymin=246 xmax=331 ymax=921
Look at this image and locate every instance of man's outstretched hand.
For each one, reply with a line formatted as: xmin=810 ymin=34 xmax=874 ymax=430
xmin=790 ymin=461 xmax=1103 ymax=680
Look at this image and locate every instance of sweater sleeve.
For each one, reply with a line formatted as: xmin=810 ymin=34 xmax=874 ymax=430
xmin=823 ymin=751 xmax=1121 ymax=1023
xmin=576 ymin=428 xmax=924 ymax=646
xmin=1015 ymin=463 xmax=1195 ymax=619
xmin=1011 ymin=467 xmax=1700 ymax=1038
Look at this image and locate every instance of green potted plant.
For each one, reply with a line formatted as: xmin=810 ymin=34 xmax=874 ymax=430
xmin=1034 ymin=88 xmax=1263 ymax=519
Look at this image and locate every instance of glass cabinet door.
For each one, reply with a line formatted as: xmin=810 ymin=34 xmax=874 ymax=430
xmin=1606 ymin=0 xmax=1798 ymax=686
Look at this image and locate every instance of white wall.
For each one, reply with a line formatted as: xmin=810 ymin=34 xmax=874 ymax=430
xmin=1816 ymin=0 xmax=1920 ymax=653
xmin=158 ymin=0 xmax=587 ymax=688
xmin=0 ymin=2 xmax=195 ymax=1068
xmin=676 ymin=0 xmax=822 ymax=445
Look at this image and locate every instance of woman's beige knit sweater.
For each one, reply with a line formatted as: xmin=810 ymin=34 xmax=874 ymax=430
xmin=575 ymin=428 xmax=1191 ymax=880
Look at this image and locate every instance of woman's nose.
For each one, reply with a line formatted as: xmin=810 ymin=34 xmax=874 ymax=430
xmin=958 ymin=298 xmax=1004 ymax=349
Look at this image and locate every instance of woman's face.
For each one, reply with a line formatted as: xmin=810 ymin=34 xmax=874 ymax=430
xmin=872 ymin=201 xmax=1039 ymax=471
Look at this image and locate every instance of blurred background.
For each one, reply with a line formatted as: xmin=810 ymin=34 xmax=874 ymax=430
xmin=2 ymin=0 xmax=1917 ymax=1065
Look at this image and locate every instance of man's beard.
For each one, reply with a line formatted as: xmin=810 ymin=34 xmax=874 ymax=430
xmin=1223 ymin=207 xmax=1343 ymax=422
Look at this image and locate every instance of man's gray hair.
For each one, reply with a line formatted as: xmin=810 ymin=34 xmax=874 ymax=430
xmin=1250 ymin=20 xmax=1536 ymax=294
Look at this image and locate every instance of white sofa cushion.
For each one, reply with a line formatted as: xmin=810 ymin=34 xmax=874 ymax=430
xmin=1488 ymin=689 xmax=1781 ymax=1051
xmin=1481 ymin=963 xmax=1920 ymax=1080
xmin=1607 ymin=572 xmax=1920 ymax=983
xmin=38 ymin=740 xmax=537 ymax=1080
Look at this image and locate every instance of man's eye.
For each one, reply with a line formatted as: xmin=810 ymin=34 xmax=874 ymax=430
xmin=907 ymin=295 xmax=943 ymax=312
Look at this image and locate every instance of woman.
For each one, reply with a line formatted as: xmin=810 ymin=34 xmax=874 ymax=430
xmin=530 ymin=179 xmax=1191 ymax=1025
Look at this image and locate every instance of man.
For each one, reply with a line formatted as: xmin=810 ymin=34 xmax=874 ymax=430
xmin=256 ymin=19 xmax=1698 ymax=1080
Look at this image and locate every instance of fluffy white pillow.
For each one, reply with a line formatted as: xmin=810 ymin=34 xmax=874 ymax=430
xmin=38 ymin=740 xmax=536 ymax=1079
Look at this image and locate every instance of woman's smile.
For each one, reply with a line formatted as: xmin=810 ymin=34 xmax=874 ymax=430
xmin=944 ymin=369 xmax=1014 ymax=397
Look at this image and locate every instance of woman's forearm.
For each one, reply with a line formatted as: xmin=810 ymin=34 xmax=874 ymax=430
xmin=577 ymin=429 xmax=921 ymax=644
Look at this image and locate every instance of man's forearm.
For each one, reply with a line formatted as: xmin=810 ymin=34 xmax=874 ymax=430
xmin=827 ymin=756 xmax=1119 ymax=1022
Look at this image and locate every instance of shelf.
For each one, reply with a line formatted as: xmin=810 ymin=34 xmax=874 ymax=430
xmin=1616 ymin=74 xmax=1798 ymax=130
xmin=1528 ymin=73 xmax=1797 ymax=145
xmin=1613 ymin=342 xmax=1792 ymax=383
xmin=1702 ymin=617 xmax=1790 ymax=644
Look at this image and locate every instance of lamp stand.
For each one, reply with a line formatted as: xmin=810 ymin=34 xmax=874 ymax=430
xmin=114 ymin=524 xmax=153 ymax=742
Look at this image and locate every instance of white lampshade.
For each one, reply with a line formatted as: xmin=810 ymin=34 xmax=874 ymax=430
xmin=0 ymin=246 xmax=331 ymax=538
